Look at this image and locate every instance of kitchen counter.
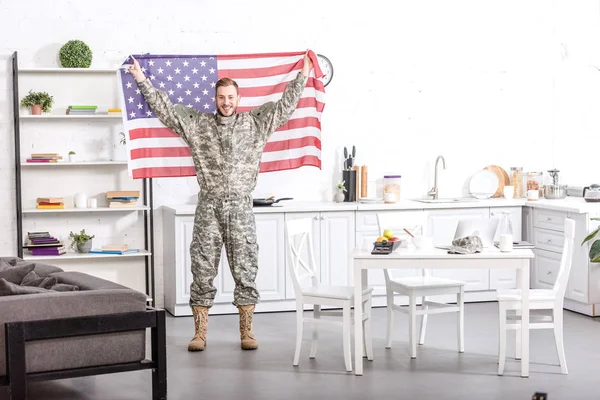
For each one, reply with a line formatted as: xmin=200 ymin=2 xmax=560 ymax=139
xmin=162 ymin=197 xmax=600 ymax=215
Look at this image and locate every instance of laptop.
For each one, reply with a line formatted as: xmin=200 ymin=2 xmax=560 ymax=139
xmin=435 ymin=218 xmax=499 ymax=249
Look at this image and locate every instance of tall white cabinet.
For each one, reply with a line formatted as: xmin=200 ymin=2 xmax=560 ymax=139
xmin=11 ymin=52 xmax=154 ymax=301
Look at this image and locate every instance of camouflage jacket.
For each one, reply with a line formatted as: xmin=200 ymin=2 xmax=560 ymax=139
xmin=137 ymin=72 xmax=307 ymax=200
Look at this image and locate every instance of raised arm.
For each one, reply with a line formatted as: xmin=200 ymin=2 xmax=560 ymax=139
xmin=250 ymin=52 xmax=314 ymax=143
xmin=129 ymin=56 xmax=197 ymax=140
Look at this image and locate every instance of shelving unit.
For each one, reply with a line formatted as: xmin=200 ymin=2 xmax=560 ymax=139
xmin=11 ymin=51 xmax=155 ymax=306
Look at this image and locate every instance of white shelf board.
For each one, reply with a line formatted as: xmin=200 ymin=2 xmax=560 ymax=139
xmin=23 ymin=250 xmax=152 ymax=261
xmin=20 ymin=114 xmax=122 ymax=120
xmin=19 ymin=67 xmax=118 ymax=73
xmin=23 ymin=206 xmax=149 ymax=214
xmin=21 ymin=161 xmax=128 ymax=167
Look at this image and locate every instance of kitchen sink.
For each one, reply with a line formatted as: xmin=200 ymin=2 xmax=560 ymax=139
xmin=412 ymin=198 xmax=479 ymax=204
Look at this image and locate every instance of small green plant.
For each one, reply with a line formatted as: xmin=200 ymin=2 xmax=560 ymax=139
xmin=337 ymin=181 xmax=347 ymax=192
xmin=69 ymin=229 xmax=94 ymax=244
xmin=59 ymin=40 xmax=93 ymax=68
xmin=119 ymin=132 xmax=126 ymax=145
xmin=582 ymin=217 xmax=600 ymax=262
xmin=68 ymin=151 xmax=76 ymax=155
xmin=20 ymin=90 xmax=54 ymax=113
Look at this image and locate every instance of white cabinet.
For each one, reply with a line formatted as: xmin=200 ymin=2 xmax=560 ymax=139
xmin=531 ymin=209 xmax=590 ymax=305
xmin=216 ymin=213 xmax=286 ymax=303
xmin=163 ymin=211 xmax=286 ymax=315
xmin=284 ymin=211 xmax=355 ymax=299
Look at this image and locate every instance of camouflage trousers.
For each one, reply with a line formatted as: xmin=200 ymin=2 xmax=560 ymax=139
xmin=188 ymin=195 xmax=260 ymax=308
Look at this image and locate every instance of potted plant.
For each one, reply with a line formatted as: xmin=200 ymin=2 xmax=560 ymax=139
xmin=581 ymin=217 xmax=600 ymax=262
xmin=334 ymin=181 xmax=347 ymax=203
xmin=59 ymin=40 xmax=93 ymax=68
xmin=20 ymin=90 xmax=54 ymax=115
xmin=68 ymin=151 xmax=76 ymax=163
xmin=69 ymin=229 xmax=95 ymax=253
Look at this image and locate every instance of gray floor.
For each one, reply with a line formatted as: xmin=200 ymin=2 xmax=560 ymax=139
xmin=11 ymin=302 xmax=600 ymax=400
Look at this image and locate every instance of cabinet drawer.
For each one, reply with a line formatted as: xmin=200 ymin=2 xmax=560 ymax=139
xmin=533 ymin=249 xmax=561 ymax=289
xmin=356 ymin=212 xmax=379 ymax=232
xmin=534 ymin=228 xmax=564 ymax=254
xmin=533 ymin=209 xmax=566 ymax=232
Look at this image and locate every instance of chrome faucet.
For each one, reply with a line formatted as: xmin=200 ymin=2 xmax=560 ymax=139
xmin=428 ymin=155 xmax=446 ymax=200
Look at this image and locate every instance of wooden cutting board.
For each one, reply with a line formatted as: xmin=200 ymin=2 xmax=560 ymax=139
xmin=484 ymin=165 xmax=510 ymax=198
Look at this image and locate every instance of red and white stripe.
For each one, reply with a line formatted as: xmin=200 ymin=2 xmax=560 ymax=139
xmin=120 ymin=51 xmax=325 ymax=179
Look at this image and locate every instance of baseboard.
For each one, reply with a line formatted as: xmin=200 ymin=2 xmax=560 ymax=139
xmin=166 ymin=290 xmax=500 ymax=317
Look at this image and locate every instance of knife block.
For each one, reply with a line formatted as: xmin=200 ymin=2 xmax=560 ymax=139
xmin=343 ymin=170 xmax=357 ymax=202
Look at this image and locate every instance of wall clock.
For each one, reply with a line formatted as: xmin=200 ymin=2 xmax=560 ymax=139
xmin=316 ymin=54 xmax=333 ymax=87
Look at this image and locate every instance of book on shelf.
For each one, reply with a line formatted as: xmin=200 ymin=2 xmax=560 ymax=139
xmin=29 ymin=246 xmax=66 ymax=256
xmin=101 ymin=244 xmax=129 ymax=251
xmin=26 ymin=159 xmax=58 ymax=163
xmin=109 ymin=202 xmax=138 ymax=208
xmin=36 ymin=204 xmax=65 ymax=209
xmin=106 ymin=190 xmax=140 ymax=198
xmin=27 ymin=231 xmax=50 ymax=238
xmin=89 ymin=249 xmax=140 ymax=255
xmin=36 ymin=197 xmax=64 ymax=203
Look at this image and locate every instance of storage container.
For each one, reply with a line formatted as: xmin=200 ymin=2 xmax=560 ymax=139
xmin=383 ymin=175 xmax=401 ymax=203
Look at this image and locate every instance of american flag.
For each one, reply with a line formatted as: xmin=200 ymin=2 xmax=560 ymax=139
xmin=118 ymin=51 xmax=326 ymax=179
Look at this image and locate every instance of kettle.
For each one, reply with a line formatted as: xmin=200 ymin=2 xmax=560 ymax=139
xmin=584 ymin=184 xmax=600 ymax=203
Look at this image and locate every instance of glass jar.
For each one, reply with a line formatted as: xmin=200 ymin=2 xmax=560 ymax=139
xmin=527 ymin=172 xmax=544 ymax=197
xmin=510 ymin=167 xmax=524 ymax=198
xmin=383 ymin=175 xmax=401 ymax=204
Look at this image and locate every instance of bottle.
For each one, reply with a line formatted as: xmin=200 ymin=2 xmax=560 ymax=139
xmin=510 ymin=167 xmax=523 ymax=198
xmin=497 ymin=212 xmax=513 ymax=252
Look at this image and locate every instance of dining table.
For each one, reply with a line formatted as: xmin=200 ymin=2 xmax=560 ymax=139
xmin=351 ymin=246 xmax=535 ymax=376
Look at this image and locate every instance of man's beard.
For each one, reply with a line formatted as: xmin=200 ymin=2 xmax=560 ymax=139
xmin=217 ymin=106 xmax=236 ymax=117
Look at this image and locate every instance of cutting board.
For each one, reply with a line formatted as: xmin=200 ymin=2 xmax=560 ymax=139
xmin=484 ymin=165 xmax=510 ymax=198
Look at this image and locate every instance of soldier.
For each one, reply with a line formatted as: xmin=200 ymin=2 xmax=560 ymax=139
xmin=129 ymin=52 xmax=313 ymax=351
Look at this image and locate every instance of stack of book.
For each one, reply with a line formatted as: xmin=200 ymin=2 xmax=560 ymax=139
xmin=26 ymin=153 xmax=62 ymax=163
xmin=24 ymin=231 xmax=65 ymax=256
xmin=66 ymin=105 xmax=97 ymax=115
xmin=36 ymin=197 xmax=65 ymax=209
xmin=65 ymin=106 xmax=122 ymax=115
xmin=107 ymin=191 xmax=139 ymax=208
xmin=89 ymin=244 xmax=139 ymax=255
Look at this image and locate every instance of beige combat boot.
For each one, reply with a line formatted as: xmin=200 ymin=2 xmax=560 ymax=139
xmin=238 ymin=304 xmax=258 ymax=350
xmin=188 ymin=305 xmax=209 ymax=351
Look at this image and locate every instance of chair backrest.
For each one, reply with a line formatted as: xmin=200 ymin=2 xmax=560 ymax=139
xmin=376 ymin=212 xmax=429 ymax=239
xmin=376 ymin=212 xmax=429 ymax=279
xmin=552 ymin=218 xmax=576 ymax=302
xmin=285 ymin=218 xmax=319 ymax=294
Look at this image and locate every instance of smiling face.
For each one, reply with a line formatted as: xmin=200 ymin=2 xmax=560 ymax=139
xmin=215 ymin=78 xmax=240 ymax=117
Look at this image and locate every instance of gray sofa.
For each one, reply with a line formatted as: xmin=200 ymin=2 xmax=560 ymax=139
xmin=0 ymin=257 xmax=166 ymax=400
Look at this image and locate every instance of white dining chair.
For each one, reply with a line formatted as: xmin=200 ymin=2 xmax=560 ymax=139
xmin=285 ymin=218 xmax=374 ymax=372
xmin=377 ymin=212 xmax=467 ymax=359
xmin=497 ymin=218 xmax=575 ymax=375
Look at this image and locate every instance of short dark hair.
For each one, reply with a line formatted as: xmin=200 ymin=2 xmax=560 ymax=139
xmin=215 ymin=78 xmax=239 ymax=94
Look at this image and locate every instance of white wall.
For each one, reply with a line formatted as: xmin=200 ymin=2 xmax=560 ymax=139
xmin=2 ymin=0 xmax=600 ymax=307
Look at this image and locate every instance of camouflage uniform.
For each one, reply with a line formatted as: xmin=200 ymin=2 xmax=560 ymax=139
xmin=138 ymin=72 xmax=307 ymax=308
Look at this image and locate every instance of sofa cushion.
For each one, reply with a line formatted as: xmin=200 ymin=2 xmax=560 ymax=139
xmin=0 ymin=279 xmax=52 ymax=295
xmin=0 ymin=260 xmax=35 ymax=284
xmin=21 ymin=271 xmax=58 ymax=289
xmin=50 ymin=271 xmax=131 ymax=291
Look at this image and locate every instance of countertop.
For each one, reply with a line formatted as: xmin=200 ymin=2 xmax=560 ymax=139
xmin=163 ymin=197 xmax=600 ymax=215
